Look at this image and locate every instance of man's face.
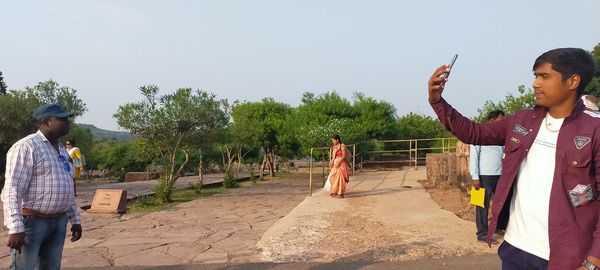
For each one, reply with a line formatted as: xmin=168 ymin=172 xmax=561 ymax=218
xmin=532 ymin=62 xmax=575 ymax=108
xmin=47 ymin=117 xmax=71 ymax=137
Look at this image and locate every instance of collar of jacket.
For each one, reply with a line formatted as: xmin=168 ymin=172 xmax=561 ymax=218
xmin=531 ymin=99 xmax=585 ymax=124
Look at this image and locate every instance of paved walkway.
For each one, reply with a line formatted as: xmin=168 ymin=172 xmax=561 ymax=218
xmin=257 ymin=169 xmax=498 ymax=263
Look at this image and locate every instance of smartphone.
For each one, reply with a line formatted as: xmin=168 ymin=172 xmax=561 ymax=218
xmin=443 ymin=54 xmax=458 ymax=79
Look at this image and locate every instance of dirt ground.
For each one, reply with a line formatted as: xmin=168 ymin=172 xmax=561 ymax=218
xmin=420 ymin=182 xmax=476 ymax=222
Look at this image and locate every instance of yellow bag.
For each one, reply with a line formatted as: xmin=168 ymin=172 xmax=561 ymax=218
xmin=470 ymin=187 xmax=486 ymax=208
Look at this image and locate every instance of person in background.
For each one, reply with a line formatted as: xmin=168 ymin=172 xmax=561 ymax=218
xmin=469 ymin=110 xmax=505 ymax=243
xmin=328 ymin=134 xmax=350 ymax=198
xmin=65 ymin=140 xmax=84 ymax=197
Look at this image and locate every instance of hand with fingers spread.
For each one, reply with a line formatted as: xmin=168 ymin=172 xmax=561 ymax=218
xmin=427 ymin=65 xmax=451 ymax=103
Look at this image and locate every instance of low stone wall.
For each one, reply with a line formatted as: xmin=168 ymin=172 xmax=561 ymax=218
xmin=425 ymin=141 xmax=472 ymax=190
xmin=425 ymin=153 xmax=457 ymax=188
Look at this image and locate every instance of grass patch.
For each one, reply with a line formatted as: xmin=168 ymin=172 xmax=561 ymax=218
xmin=128 ymin=180 xmax=255 ymax=213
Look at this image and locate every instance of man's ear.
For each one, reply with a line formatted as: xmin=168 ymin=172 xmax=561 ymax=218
xmin=568 ymin=74 xmax=581 ymax=91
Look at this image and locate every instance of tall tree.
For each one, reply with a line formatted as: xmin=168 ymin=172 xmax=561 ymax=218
xmin=0 ymin=71 xmax=7 ymax=95
xmin=114 ymin=86 xmax=228 ymax=203
xmin=584 ymin=43 xmax=600 ymax=97
xmin=0 ymin=80 xmax=86 ymax=188
xmin=230 ymin=98 xmax=292 ymax=178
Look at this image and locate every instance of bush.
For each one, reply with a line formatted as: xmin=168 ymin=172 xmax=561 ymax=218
xmin=222 ymin=168 xmax=238 ymax=188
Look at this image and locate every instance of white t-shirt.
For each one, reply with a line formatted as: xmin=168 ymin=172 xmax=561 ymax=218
xmin=503 ymin=113 xmax=564 ymax=260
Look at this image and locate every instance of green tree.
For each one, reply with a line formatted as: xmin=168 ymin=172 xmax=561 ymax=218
xmin=584 ymin=43 xmax=600 ymax=97
xmin=352 ymin=92 xmax=398 ymax=139
xmin=294 ymin=92 xmax=361 ymax=151
xmin=0 ymin=71 xmax=7 ymax=95
xmin=230 ymin=98 xmax=294 ymax=178
xmin=396 ymin=113 xmax=446 ymax=140
xmin=0 ymin=80 xmax=87 ymax=187
xmin=114 ymin=86 xmax=228 ymax=203
xmin=475 ymin=85 xmax=535 ymax=122
xmin=292 ymin=91 xmax=398 ymax=154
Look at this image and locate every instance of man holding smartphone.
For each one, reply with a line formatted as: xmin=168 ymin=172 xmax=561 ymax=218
xmin=427 ymin=48 xmax=598 ymax=269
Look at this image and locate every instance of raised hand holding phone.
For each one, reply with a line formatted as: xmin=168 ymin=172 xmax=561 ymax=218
xmin=428 ymin=54 xmax=458 ymax=103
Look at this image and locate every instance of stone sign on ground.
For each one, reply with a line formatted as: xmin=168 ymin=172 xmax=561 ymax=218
xmin=89 ymin=189 xmax=127 ymax=214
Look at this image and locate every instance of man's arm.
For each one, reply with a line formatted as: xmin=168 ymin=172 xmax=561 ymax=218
xmin=582 ymin=131 xmax=600 ymax=268
xmin=67 ymin=199 xmax=82 ymax=242
xmin=469 ymin=145 xmax=480 ymax=180
xmin=428 ymin=65 xmax=507 ymax=145
xmin=1 ymin=143 xmax=34 ymax=234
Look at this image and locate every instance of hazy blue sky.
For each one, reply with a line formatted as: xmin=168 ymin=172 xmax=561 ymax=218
xmin=2 ymin=0 xmax=599 ymax=131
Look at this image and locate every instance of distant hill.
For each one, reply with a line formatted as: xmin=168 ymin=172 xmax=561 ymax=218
xmin=78 ymin=124 xmax=135 ymax=141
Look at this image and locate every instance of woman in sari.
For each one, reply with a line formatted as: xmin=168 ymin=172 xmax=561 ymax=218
xmin=328 ymin=134 xmax=350 ymax=198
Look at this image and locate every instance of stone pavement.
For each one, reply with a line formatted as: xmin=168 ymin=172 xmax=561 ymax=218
xmin=0 ymin=173 xmax=305 ymax=268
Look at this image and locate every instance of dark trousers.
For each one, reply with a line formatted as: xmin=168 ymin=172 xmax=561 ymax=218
xmin=498 ymin=241 xmax=548 ymax=270
xmin=476 ymin=175 xmax=499 ymax=239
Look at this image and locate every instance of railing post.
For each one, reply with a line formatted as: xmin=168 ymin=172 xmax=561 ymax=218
xmin=409 ymin=140 xmax=412 ymax=162
xmin=352 ymin=144 xmax=356 ymax=175
xmin=414 ymin=140 xmax=418 ymax=168
xmin=309 ymin=148 xmax=313 ymax=197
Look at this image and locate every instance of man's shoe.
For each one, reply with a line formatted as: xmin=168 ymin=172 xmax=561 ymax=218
xmin=477 ymin=236 xmax=499 ymax=244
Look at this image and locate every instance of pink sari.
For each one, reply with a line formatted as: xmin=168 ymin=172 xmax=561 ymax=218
xmin=329 ymin=144 xmax=349 ymax=196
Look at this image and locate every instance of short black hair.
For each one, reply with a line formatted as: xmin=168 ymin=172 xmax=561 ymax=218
xmin=332 ymin=134 xmax=342 ymax=143
xmin=486 ymin=110 xmax=505 ymax=121
xmin=533 ymin=48 xmax=596 ymax=96
xmin=35 ymin=118 xmax=48 ymax=128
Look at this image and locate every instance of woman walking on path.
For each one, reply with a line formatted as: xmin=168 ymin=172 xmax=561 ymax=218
xmin=328 ymin=134 xmax=350 ymax=198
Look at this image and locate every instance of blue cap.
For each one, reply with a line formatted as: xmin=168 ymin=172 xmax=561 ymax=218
xmin=33 ymin=104 xmax=75 ymax=121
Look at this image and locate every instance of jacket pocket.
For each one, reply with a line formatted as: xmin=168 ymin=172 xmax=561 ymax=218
xmin=502 ymin=141 xmax=522 ymax=168
xmin=563 ymin=149 xmax=594 ymax=191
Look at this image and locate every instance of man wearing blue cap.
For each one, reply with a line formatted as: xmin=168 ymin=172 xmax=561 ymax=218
xmin=2 ymin=103 xmax=83 ymax=270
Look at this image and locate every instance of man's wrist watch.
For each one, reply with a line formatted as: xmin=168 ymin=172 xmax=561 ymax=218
xmin=583 ymin=259 xmax=599 ymax=270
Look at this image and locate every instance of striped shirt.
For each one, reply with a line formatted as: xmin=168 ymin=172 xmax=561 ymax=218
xmin=2 ymin=130 xmax=81 ymax=234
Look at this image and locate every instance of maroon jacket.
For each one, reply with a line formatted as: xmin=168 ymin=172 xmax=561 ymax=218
xmin=431 ymin=98 xmax=600 ymax=269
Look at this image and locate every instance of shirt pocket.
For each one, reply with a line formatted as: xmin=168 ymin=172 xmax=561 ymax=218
xmin=502 ymin=141 xmax=522 ymax=168
xmin=563 ymin=149 xmax=594 ymax=191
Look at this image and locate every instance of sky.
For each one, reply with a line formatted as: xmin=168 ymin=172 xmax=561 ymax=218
xmin=1 ymin=0 xmax=599 ymax=131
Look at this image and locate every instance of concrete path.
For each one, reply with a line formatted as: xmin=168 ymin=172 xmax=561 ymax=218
xmin=258 ymin=168 xmax=498 ymax=263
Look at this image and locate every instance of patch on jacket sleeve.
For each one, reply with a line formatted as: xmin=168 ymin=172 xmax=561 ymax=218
xmin=512 ymin=124 xmax=529 ymax=136
xmin=574 ymin=136 xmax=591 ymax=150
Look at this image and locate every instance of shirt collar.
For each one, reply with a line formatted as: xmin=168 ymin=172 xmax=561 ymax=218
xmin=36 ymin=130 xmax=66 ymax=153
xmin=36 ymin=130 xmax=50 ymax=142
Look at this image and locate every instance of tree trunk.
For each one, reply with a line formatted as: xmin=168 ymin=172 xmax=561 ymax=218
xmin=236 ymin=143 xmax=242 ymax=178
xmin=259 ymin=150 xmax=267 ymax=180
xmin=268 ymin=150 xmax=275 ymax=177
xmin=196 ymin=149 xmax=204 ymax=194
